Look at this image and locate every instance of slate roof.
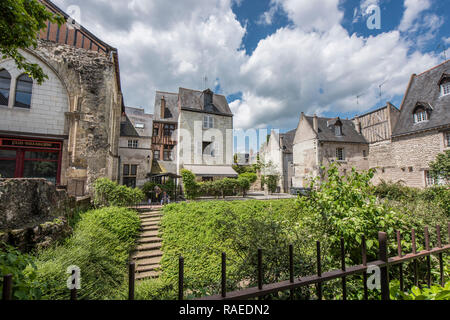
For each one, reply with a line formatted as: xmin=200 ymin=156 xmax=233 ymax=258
xmin=178 ymin=88 xmax=233 ymax=116
xmin=153 ymin=91 xmax=179 ymax=122
xmin=280 ymin=129 xmax=296 ymax=153
xmin=393 ymin=60 xmax=450 ymax=137
xmin=304 ymin=116 xmax=368 ymax=144
xmin=120 ymin=115 xmax=139 ymax=137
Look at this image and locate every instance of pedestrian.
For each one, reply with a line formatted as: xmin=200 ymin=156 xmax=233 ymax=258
xmin=154 ymin=185 xmax=162 ymax=205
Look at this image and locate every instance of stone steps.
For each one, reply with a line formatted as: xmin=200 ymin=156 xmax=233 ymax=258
xmin=132 ymin=209 xmax=164 ymax=281
xmin=138 ymin=236 xmax=162 ymax=244
xmin=135 ymin=271 xmax=161 ymax=280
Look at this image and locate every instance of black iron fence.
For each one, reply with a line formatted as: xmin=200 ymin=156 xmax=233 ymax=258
xmin=1 ymin=225 xmax=449 ymax=301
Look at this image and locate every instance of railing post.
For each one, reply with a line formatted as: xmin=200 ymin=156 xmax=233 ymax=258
xmin=316 ymin=241 xmax=322 ymax=300
xmin=396 ymin=230 xmax=404 ymax=292
xmin=340 ymin=237 xmax=347 ymax=300
xmin=425 ymin=227 xmax=431 ymax=288
xmin=258 ymin=249 xmax=263 ymax=290
xmin=2 ymin=274 xmax=12 ymax=300
xmin=361 ymin=235 xmax=368 ymax=300
xmin=289 ymin=244 xmax=294 ymax=300
xmin=178 ymin=256 xmax=184 ymax=300
xmin=221 ymin=252 xmax=226 ymax=298
xmin=411 ymin=229 xmax=419 ymax=287
xmin=436 ymin=225 xmax=444 ymax=287
xmin=128 ymin=262 xmax=135 ymax=300
xmin=378 ymin=232 xmax=390 ymax=300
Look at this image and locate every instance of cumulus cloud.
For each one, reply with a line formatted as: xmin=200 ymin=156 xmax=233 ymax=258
xmin=52 ymin=0 xmax=441 ymax=131
xmin=272 ymin=0 xmax=344 ymax=31
xmin=399 ymin=0 xmax=431 ymax=32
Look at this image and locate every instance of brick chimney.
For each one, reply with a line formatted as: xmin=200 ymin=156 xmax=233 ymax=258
xmin=160 ymin=96 xmax=165 ymax=119
xmin=313 ymin=114 xmax=318 ymax=133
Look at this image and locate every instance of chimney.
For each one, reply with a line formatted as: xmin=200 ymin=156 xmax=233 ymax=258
xmin=313 ymin=114 xmax=318 ymax=133
xmin=160 ymin=96 xmax=165 ymax=119
xmin=354 ymin=115 xmax=361 ymax=134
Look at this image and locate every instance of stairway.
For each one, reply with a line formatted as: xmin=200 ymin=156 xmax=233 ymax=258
xmin=132 ymin=208 xmax=163 ymax=280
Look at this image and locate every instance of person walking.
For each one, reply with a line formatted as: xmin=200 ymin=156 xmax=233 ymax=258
xmin=154 ymin=185 xmax=162 ymax=205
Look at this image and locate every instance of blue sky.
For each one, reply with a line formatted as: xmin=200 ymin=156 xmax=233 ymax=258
xmin=229 ymin=0 xmax=449 ymax=127
xmin=54 ymin=0 xmax=449 ymax=148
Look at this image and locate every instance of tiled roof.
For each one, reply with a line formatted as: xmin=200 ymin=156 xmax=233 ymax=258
xmin=392 ymin=60 xmax=450 ymax=137
xmin=280 ymin=129 xmax=296 ymax=153
xmin=178 ymin=88 xmax=233 ymax=116
xmin=120 ymin=115 xmax=139 ymax=137
xmin=305 ymin=116 xmax=368 ymax=144
xmin=153 ymin=91 xmax=179 ymax=122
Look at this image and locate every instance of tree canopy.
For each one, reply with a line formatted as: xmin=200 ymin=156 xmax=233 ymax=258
xmin=429 ymin=150 xmax=450 ymax=183
xmin=0 ymin=0 xmax=64 ymax=84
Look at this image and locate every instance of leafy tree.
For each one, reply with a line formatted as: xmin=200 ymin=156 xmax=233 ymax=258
xmin=0 ymin=0 xmax=65 ymax=84
xmin=181 ymin=169 xmax=198 ymax=200
xmin=429 ymin=150 xmax=450 ymax=183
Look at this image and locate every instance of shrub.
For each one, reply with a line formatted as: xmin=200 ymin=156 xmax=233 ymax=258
xmin=237 ymin=176 xmax=251 ymax=196
xmin=239 ymin=172 xmax=257 ymax=184
xmin=391 ymin=280 xmax=450 ymax=300
xmin=93 ymin=178 xmax=144 ymax=207
xmin=181 ymin=169 xmax=198 ymax=200
xmin=266 ymin=175 xmax=279 ymax=193
xmin=34 ymin=207 xmax=140 ymax=300
xmin=0 ymin=243 xmax=43 ymax=300
xmin=372 ymin=180 xmax=420 ymax=201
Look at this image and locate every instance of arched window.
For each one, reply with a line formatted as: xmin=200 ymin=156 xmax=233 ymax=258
xmin=0 ymin=69 xmax=11 ymax=106
xmin=413 ymin=106 xmax=429 ymax=123
xmin=15 ymin=74 xmax=33 ymax=108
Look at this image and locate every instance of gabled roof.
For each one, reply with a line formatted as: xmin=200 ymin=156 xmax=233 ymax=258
xmin=393 ymin=60 xmax=450 ymax=137
xmin=178 ymin=88 xmax=233 ymax=116
xmin=38 ymin=0 xmax=116 ymax=54
xmin=153 ymin=91 xmax=179 ymax=122
xmin=120 ymin=115 xmax=139 ymax=137
xmin=280 ymin=129 xmax=296 ymax=153
xmin=304 ymin=116 xmax=368 ymax=144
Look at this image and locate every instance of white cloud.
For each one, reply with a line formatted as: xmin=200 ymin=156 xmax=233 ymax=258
xmin=52 ymin=0 xmax=442 ymax=131
xmin=272 ymin=0 xmax=344 ymax=32
xmin=399 ymin=0 xmax=431 ymax=32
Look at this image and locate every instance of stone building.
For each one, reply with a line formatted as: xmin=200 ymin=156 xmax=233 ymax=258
xmin=0 ymin=0 xmax=123 ymax=196
xmin=384 ymin=60 xmax=450 ymax=187
xmin=353 ymin=103 xmax=400 ymax=184
xmin=259 ymin=129 xmax=295 ymax=192
xmin=291 ymin=114 xmax=369 ymax=188
xmin=119 ymin=107 xmax=153 ymax=188
xmin=150 ymin=91 xmax=179 ymax=175
xmin=150 ymin=88 xmax=237 ymax=180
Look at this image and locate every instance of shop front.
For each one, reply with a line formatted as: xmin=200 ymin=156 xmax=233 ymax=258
xmin=0 ymin=136 xmax=63 ymax=185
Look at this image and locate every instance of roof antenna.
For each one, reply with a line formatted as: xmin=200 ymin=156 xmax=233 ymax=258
xmin=203 ymin=75 xmax=208 ymax=90
xmin=436 ymin=43 xmax=447 ymax=61
xmin=378 ymin=80 xmax=388 ymax=107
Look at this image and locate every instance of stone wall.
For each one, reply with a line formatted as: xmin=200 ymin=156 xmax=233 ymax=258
xmin=0 ymin=178 xmax=75 ymax=251
xmin=0 ymin=40 xmax=122 ymax=195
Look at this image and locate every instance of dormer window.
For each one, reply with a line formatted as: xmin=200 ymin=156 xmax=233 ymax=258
xmin=439 ymin=74 xmax=450 ymax=97
xmin=441 ymin=81 xmax=450 ymax=96
xmin=335 ymin=124 xmax=342 ymax=136
xmin=413 ymin=106 xmax=429 ymax=123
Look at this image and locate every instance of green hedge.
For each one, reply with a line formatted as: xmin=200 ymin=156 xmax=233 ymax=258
xmin=33 ymin=207 xmax=140 ymax=300
xmin=93 ymin=178 xmax=145 ymax=207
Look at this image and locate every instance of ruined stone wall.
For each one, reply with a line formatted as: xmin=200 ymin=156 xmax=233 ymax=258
xmin=31 ymin=40 xmax=122 ymax=194
xmin=0 ymin=178 xmax=74 ymax=251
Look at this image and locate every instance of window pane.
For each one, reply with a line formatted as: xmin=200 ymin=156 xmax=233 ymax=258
xmin=0 ymin=149 xmax=16 ymax=158
xmin=131 ymin=165 xmax=137 ymax=175
xmin=123 ymin=164 xmax=130 ymax=176
xmin=25 ymin=151 xmax=58 ymax=160
xmin=23 ymin=161 xmax=57 ymax=184
xmin=0 ymin=159 xmax=16 ymax=178
xmin=0 ymin=69 xmax=11 ymax=106
xmin=15 ymin=74 xmax=33 ymax=108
